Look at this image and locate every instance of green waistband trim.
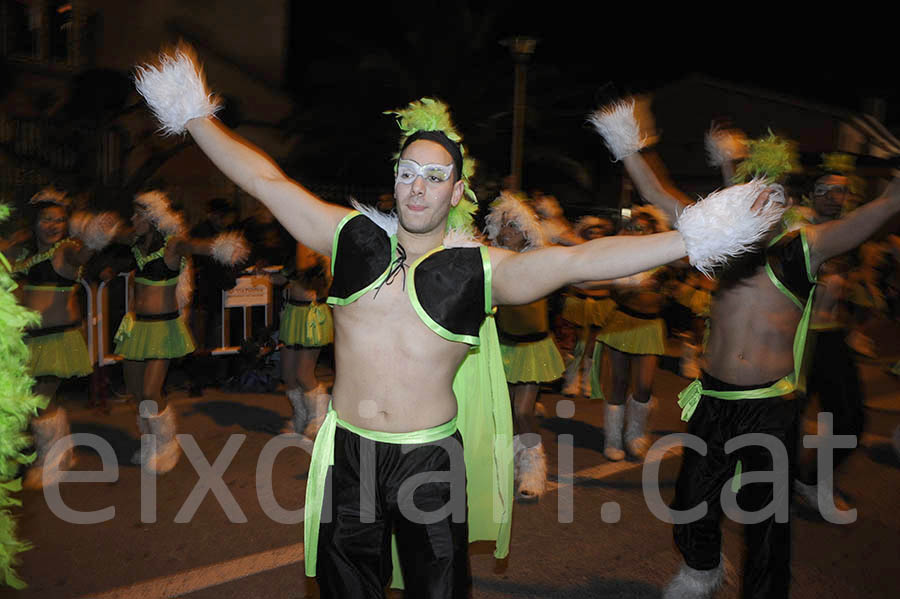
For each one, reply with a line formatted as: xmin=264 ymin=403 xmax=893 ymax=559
xmin=304 ymin=406 xmax=459 ymax=577
xmin=336 ymin=413 xmax=458 ymax=444
xmin=678 ymin=286 xmax=814 ymax=422
xmin=134 ymin=276 xmax=179 ymax=286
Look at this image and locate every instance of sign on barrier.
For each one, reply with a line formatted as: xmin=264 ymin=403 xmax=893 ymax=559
xmin=223 ymin=275 xmax=272 ymax=308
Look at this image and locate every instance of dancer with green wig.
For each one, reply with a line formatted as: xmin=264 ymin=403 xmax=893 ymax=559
xmin=134 ymin=45 xmax=787 ymax=597
xmin=596 ymin=99 xmax=900 ymax=599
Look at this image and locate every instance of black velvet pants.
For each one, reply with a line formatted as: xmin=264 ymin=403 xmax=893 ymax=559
xmin=671 ymin=372 xmax=800 ymax=599
xmin=799 ymin=329 xmax=865 ymax=484
xmin=316 ymin=427 xmax=471 ymax=599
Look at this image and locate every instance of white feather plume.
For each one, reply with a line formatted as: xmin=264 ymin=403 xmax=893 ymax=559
xmin=350 ymin=199 xmax=398 ymax=236
xmin=676 ymin=179 xmax=786 ymax=277
xmin=588 ymin=98 xmax=654 ymax=161
xmin=69 ymin=211 xmax=122 ymax=251
xmin=67 ymin=211 xmax=90 ymax=240
xmin=442 ymin=227 xmax=483 ymax=248
xmin=134 ymin=191 xmax=185 ymax=237
xmin=484 ymin=191 xmax=545 ymax=250
xmin=211 ymin=231 xmax=250 ymax=265
xmin=29 ymin=187 xmax=69 ymax=208
xmin=134 ymin=44 xmax=223 ymax=136
xmin=175 ymin=259 xmax=193 ymax=310
xmin=705 ymin=125 xmax=748 ymax=167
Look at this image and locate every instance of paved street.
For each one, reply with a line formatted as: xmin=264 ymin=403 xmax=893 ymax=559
xmin=4 ymin=325 xmax=900 ymax=599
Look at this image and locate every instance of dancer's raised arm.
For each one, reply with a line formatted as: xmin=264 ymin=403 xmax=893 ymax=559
xmin=588 ymin=99 xmax=691 ymax=222
xmin=134 ymin=45 xmax=348 ymax=256
xmin=806 ymin=176 xmax=900 ymax=272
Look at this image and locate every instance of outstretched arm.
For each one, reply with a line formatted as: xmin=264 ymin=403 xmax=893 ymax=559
xmin=64 ymin=212 xmax=123 ymax=267
xmin=184 ymin=119 xmax=347 ymax=255
xmin=806 ymin=178 xmax=900 ymax=272
xmin=135 ymin=45 xmax=348 ymax=256
xmin=491 ymin=232 xmax=686 ymax=305
xmin=171 ymin=231 xmax=250 ymax=266
xmin=621 ymin=152 xmax=693 ymax=222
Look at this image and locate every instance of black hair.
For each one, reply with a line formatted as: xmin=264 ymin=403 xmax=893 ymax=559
xmin=400 ymin=130 xmax=463 ymax=180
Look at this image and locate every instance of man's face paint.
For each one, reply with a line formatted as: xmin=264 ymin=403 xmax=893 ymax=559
xmin=395 ymin=159 xmax=455 ymax=186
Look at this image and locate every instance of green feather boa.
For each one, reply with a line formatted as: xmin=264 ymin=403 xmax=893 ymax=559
xmin=0 ymin=203 xmax=47 ymax=589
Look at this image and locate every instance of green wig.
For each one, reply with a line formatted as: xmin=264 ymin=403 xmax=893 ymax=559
xmin=385 ymin=98 xmax=478 ymax=233
xmin=732 ymin=131 xmax=799 ymax=184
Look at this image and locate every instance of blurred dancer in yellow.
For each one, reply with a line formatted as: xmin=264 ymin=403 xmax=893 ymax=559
xmin=4 ymin=188 xmax=120 ymax=489
xmin=274 ymin=242 xmax=333 ymax=438
xmin=486 ymin=191 xmax=565 ymax=501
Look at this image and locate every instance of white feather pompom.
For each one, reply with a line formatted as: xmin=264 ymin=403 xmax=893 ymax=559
xmin=676 ymin=179 xmax=786 ymax=277
xmin=211 ymin=231 xmax=250 ymax=265
xmin=705 ymin=125 xmax=748 ymax=167
xmin=71 ymin=212 xmax=121 ymax=251
xmin=350 ymin=199 xmax=398 ymax=236
xmin=442 ymin=227 xmax=483 ymax=248
xmin=134 ymin=44 xmax=222 ymax=136
xmin=68 ymin=211 xmax=90 ymax=241
xmin=588 ymin=98 xmax=653 ymax=161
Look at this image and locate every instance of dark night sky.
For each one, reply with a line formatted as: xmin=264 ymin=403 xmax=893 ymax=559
xmin=290 ymin=4 xmax=896 ymax=124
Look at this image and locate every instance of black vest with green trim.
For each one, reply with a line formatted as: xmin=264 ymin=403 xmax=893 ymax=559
xmin=327 ymin=211 xmax=491 ymax=345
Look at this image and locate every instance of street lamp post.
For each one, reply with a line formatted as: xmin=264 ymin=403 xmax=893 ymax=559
xmin=501 ymin=37 xmax=537 ymax=192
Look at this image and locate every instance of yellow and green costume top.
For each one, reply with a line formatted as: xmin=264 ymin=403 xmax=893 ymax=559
xmin=304 ymin=211 xmax=514 ymax=587
xmin=114 ymin=237 xmax=195 ymax=360
xmin=677 ymin=228 xmax=817 ymax=421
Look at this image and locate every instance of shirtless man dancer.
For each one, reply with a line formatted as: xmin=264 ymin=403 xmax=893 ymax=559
xmin=134 ymin=47 xmax=781 ymax=598
xmin=597 ymin=103 xmax=900 ymax=599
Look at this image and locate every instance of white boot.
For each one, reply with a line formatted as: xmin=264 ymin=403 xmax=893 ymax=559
xmin=514 ymin=437 xmax=547 ymax=502
xmin=131 ymin=412 xmax=151 ymax=464
xmin=561 ymin=357 xmax=583 ymax=397
xmin=582 ymin=356 xmax=595 ymax=398
xmin=625 ymin=395 xmax=654 ymax=459
xmin=603 ymin=402 xmax=626 ymax=461
xmin=302 ymin=383 xmax=330 ymax=439
xmin=662 ymin=558 xmax=724 ymax=599
xmin=24 ymin=408 xmax=75 ymax=490
xmin=281 ymin=387 xmax=308 ymax=434
xmin=137 ymin=405 xmax=181 ymax=474
xmin=793 ymin=478 xmax=851 ymax=518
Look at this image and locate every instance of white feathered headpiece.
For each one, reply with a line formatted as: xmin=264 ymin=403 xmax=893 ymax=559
xmin=484 ymin=191 xmax=545 ymax=250
xmin=29 ymin=187 xmax=70 ymax=209
xmin=134 ymin=191 xmax=185 ymax=237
